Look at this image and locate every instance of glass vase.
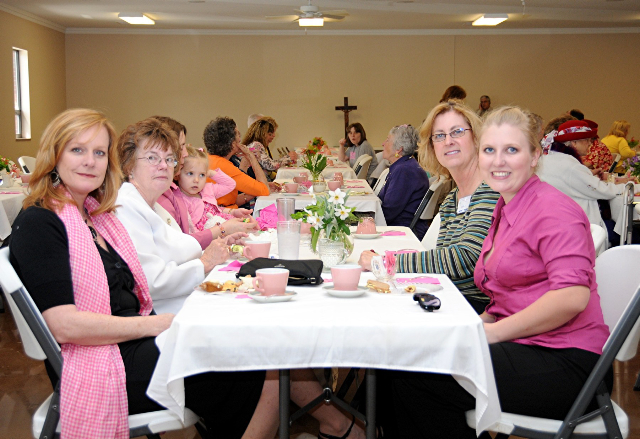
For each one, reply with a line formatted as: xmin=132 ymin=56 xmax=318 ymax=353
xmin=316 ymin=231 xmax=355 ymax=269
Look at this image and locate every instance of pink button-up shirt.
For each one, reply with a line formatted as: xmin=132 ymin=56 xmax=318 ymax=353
xmin=474 ymin=175 xmax=609 ymax=354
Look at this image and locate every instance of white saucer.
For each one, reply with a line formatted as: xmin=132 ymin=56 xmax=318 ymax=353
xmin=281 ymin=193 xmax=300 ymax=196
xmin=322 ymin=285 xmax=367 ymax=298
xmin=249 ymin=291 xmax=297 ymax=303
xmin=354 ymin=232 xmax=382 ymax=239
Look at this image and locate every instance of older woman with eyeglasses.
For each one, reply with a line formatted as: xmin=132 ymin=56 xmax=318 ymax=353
xmin=377 ymin=124 xmax=430 ymax=239
xmin=115 ymin=118 xmax=244 ymax=315
xmin=359 ymin=101 xmax=500 ymax=314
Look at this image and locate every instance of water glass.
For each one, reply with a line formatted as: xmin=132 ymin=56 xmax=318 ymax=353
xmin=277 ymin=221 xmax=301 ymax=259
xmin=276 ymin=197 xmax=295 ymax=223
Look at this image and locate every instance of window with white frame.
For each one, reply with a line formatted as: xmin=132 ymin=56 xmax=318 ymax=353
xmin=13 ymin=47 xmax=31 ymax=140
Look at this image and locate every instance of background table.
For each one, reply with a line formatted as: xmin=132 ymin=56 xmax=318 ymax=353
xmin=254 ymin=179 xmax=387 ymax=226
xmin=147 ymin=227 xmax=501 ymax=435
xmin=0 ymin=186 xmax=27 ymax=240
xmin=275 ymin=163 xmax=357 ymax=180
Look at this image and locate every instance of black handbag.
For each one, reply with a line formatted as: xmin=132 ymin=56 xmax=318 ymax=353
xmin=236 ymin=258 xmax=324 ymax=286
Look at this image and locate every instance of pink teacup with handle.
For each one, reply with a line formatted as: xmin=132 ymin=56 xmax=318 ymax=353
xmin=243 ymin=241 xmax=271 ymax=260
xmin=285 ymin=182 xmax=299 ymax=193
xmin=298 ymin=173 xmax=309 ymax=182
xmin=331 ymin=265 xmax=362 ymax=291
xmin=293 ymin=176 xmax=306 ymax=184
xmin=327 ymin=180 xmax=341 ymax=191
xmin=252 ymin=268 xmax=289 ymax=296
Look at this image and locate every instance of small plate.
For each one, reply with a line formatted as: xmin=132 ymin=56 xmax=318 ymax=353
xmin=281 ymin=193 xmax=300 ymax=196
xmin=249 ymin=291 xmax=297 ymax=303
xmin=354 ymin=232 xmax=382 ymax=239
xmin=323 ymin=285 xmax=367 ymax=298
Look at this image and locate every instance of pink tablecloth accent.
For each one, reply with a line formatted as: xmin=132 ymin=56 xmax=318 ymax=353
xmin=396 ymin=276 xmax=441 ymax=284
xmin=380 ymin=231 xmax=406 ymax=236
xmin=219 ymin=260 xmax=245 ymax=272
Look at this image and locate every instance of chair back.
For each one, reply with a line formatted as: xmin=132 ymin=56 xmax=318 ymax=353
xmin=18 ymin=156 xmax=36 ymax=174
xmin=0 ymin=247 xmax=62 ymax=374
xmin=421 ymin=213 xmax=441 ymax=250
xmin=409 ymin=176 xmax=447 ymax=232
xmin=354 ymin=155 xmax=372 ymax=179
xmin=595 ymin=245 xmax=640 ymax=359
xmin=590 ymin=223 xmax=607 ymax=256
xmin=373 ymin=168 xmax=390 ymax=195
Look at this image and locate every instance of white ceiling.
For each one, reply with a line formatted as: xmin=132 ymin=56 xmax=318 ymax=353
xmin=1 ymin=0 xmax=639 ymax=33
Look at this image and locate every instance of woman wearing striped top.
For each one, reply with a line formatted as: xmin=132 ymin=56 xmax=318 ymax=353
xmin=359 ymin=100 xmax=499 ymax=314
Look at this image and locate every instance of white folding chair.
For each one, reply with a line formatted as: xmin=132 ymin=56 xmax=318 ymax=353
xmin=18 ymin=156 xmax=36 ymax=174
xmin=373 ymin=168 xmax=390 ymax=195
xmin=618 ymin=182 xmax=636 ymax=246
xmin=591 ymin=224 xmax=607 ymax=256
xmin=353 ymin=155 xmax=373 ymax=179
xmin=421 ymin=213 xmax=441 ymax=250
xmin=409 ymin=175 xmax=448 ymax=232
xmin=466 ymin=245 xmax=640 ymax=438
xmin=0 ymin=247 xmax=201 ymax=439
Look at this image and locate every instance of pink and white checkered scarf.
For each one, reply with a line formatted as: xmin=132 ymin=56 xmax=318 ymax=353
xmin=56 ymin=196 xmax=153 ymax=438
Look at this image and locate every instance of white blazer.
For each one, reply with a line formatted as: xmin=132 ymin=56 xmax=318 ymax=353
xmin=116 ymin=183 xmax=205 ymax=314
xmin=538 ymin=152 xmax=625 ymax=232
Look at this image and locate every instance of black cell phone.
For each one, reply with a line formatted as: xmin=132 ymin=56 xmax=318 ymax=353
xmin=413 ymin=293 xmax=441 ymax=312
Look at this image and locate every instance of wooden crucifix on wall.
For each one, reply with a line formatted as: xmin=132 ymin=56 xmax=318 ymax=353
xmin=335 ymin=96 xmax=357 ymax=137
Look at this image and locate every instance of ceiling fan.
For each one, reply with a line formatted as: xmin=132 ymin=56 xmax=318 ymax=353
xmin=266 ymin=1 xmax=349 ymax=26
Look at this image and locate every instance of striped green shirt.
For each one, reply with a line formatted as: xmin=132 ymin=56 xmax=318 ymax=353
xmin=397 ymin=182 xmax=499 ymax=301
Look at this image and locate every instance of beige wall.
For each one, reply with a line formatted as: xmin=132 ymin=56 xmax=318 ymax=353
xmin=0 ymin=11 xmax=66 ymax=164
xmin=65 ymin=32 xmax=640 ymax=153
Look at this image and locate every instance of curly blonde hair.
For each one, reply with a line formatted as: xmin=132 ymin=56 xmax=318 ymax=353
xmin=24 ymin=108 xmax=121 ymax=214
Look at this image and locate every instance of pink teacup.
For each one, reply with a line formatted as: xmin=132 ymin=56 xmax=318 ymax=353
xmin=20 ymin=173 xmax=32 ymax=184
xmin=327 ymin=180 xmax=341 ymax=191
xmin=252 ymin=268 xmax=289 ymax=296
xmin=299 ymin=220 xmax=312 ymax=235
xmin=356 ymin=217 xmax=376 ymax=234
xmin=331 ymin=265 xmax=363 ymax=291
xmin=243 ymin=240 xmax=271 ymax=260
xmin=298 ymin=173 xmax=309 ymax=182
xmin=293 ymin=176 xmax=306 ymax=184
xmin=333 ymin=172 xmax=344 ymax=184
xmin=285 ymin=182 xmax=299 ymax=193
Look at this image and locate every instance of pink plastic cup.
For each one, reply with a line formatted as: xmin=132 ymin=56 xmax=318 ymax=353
xmin=243 ymin=241 xmax=271 ymax=260
xmin=327 ymin=180 xmax=341 ymax=191
xmin=252 ymin=268 xmax=289 ymax=296
xmin=331 ymin=265 xmax=363 ymax=291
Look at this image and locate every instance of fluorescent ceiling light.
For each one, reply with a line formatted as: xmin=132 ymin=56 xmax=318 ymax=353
xmin=118 ymin=13 xmax=155 ymax=25
xmin=472 ymin=14 xmax=508 ymax=26
xmin=299 ymin=17 xmax=324 ymax=26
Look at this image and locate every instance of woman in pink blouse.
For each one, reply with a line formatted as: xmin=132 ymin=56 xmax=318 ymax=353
xmin=380 ymin=106 xmax=611 ymax=438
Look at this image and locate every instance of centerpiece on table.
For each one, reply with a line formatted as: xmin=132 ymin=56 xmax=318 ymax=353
xmin=300 ymin=137 xmax=328 ymax=184
xmin=292 ymin=187 xmax=357 ymax=268
xmin=0 ymin=156 xmax=20 ymax=188
xmin=623 ymin=154 xmax=640 ymax=179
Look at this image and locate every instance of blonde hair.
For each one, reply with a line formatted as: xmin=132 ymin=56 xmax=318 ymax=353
xmin=24 ymin=108 xmax=121 ymax=215
xmin=480 ymin=106 xmax=542 ymax=171
xmin=608 ymin=120 xmax=630 ymax=138
xmin=418 ymin=100 xmax=482 ymax=178
xmin=117 ymin=118 xmax=180 ymax=181
xmin=242 ymin=116 xmax=278 ymax=146
xmin=182 ymin=145 xmax=209 ymax=171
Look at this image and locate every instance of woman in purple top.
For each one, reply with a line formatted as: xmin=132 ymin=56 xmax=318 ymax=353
xmin=379 ymin=107 xmax=611 ymax=438
xmin=377 ymin=124 xmax=430 ymax=239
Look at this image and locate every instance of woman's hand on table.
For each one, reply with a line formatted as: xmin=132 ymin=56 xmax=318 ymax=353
xmin=232 ymin=208 xmax=253 ymax=218
xmin=201 ymin=237 xmax=230 ymax=272
xmin=288 ymin=151 xmax=298 ymax=161
xmin=226 ymin=232 xmax=249 ymax=245
xmin=224 ymin=217 xmax=259 ymax=235
xmin=358 ymin=250 xmax=376 ymax=271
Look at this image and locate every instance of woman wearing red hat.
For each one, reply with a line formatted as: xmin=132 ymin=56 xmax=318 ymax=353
xmin=538 ymin=120 xmax=627 ymax=244
xmin=602 ymin=120 xmax=636 ymax=174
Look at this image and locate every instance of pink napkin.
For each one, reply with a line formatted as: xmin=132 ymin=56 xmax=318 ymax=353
xmin=396 ymin=276 xmax=440 ymax=284
xmin=219 ymin=260 xmax=245 ymax=272
xmin=345 ymin=185 xmax=365 ymax=189
xmin=380 ymin=231 xmax=406 ymax=236
xmin=394 ymin=249 xmax=418 ymax=254
xmin=299 ymin=181 xmax=313 ymax=188
xmin=322 ymin=277 xmax=333 ymax=282
xmin=257 ymin=203 xmax=278 ymax=230
xmin=235 ymin=294 xmax=251 ymax=299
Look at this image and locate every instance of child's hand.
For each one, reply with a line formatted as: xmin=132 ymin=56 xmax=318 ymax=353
xmin=207 ymin=169 xmax=217 ymax=180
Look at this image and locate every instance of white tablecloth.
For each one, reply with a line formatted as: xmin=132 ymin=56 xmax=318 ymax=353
xmin=147 ymin=227 xmax=500 ymax=434
xmin=254 ymin=179 xmax=387 ymax=226
xmin=609 ymin=183 xmax=640 ymax=235
xmin=0 ymin=186 xmax=27 ymax=240
xmin=276 ymin=163 xmax=357 ymax=180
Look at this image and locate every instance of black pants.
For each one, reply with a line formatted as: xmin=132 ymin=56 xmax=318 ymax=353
xmin=47 ymin=337 xmax=264 ymax=439
xmin=377 ymin=342 xmax=612 ymax=439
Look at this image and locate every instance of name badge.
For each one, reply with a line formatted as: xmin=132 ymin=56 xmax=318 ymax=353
xmin=350 ymin=151 xmax=356 ymax=160
xmin=457 ymin=195 xmax=471 ymax=214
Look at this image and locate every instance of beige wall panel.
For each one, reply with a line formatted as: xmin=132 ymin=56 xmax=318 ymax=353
xmin=0 ymin=11 xmax=66 ymax=164
xmin=455 ymin=33 xmax=640 ymax=135
xmin=66 ymin=34 xmax=454 ymax=150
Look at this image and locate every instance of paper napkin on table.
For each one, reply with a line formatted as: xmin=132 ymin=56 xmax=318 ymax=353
xmin=219 ymin=260 xmax=245 ymax=272
xmin=380 ymin=231 xmax=406 ymax=236
xmin=396 ymin=276 xmax=440 ymax=284
xmin=257 ymin=203 xmax=278 ymax=230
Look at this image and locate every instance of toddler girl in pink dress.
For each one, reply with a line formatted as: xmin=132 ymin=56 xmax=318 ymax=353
xmin=176 ymin=146 xmax=253 ymax=232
